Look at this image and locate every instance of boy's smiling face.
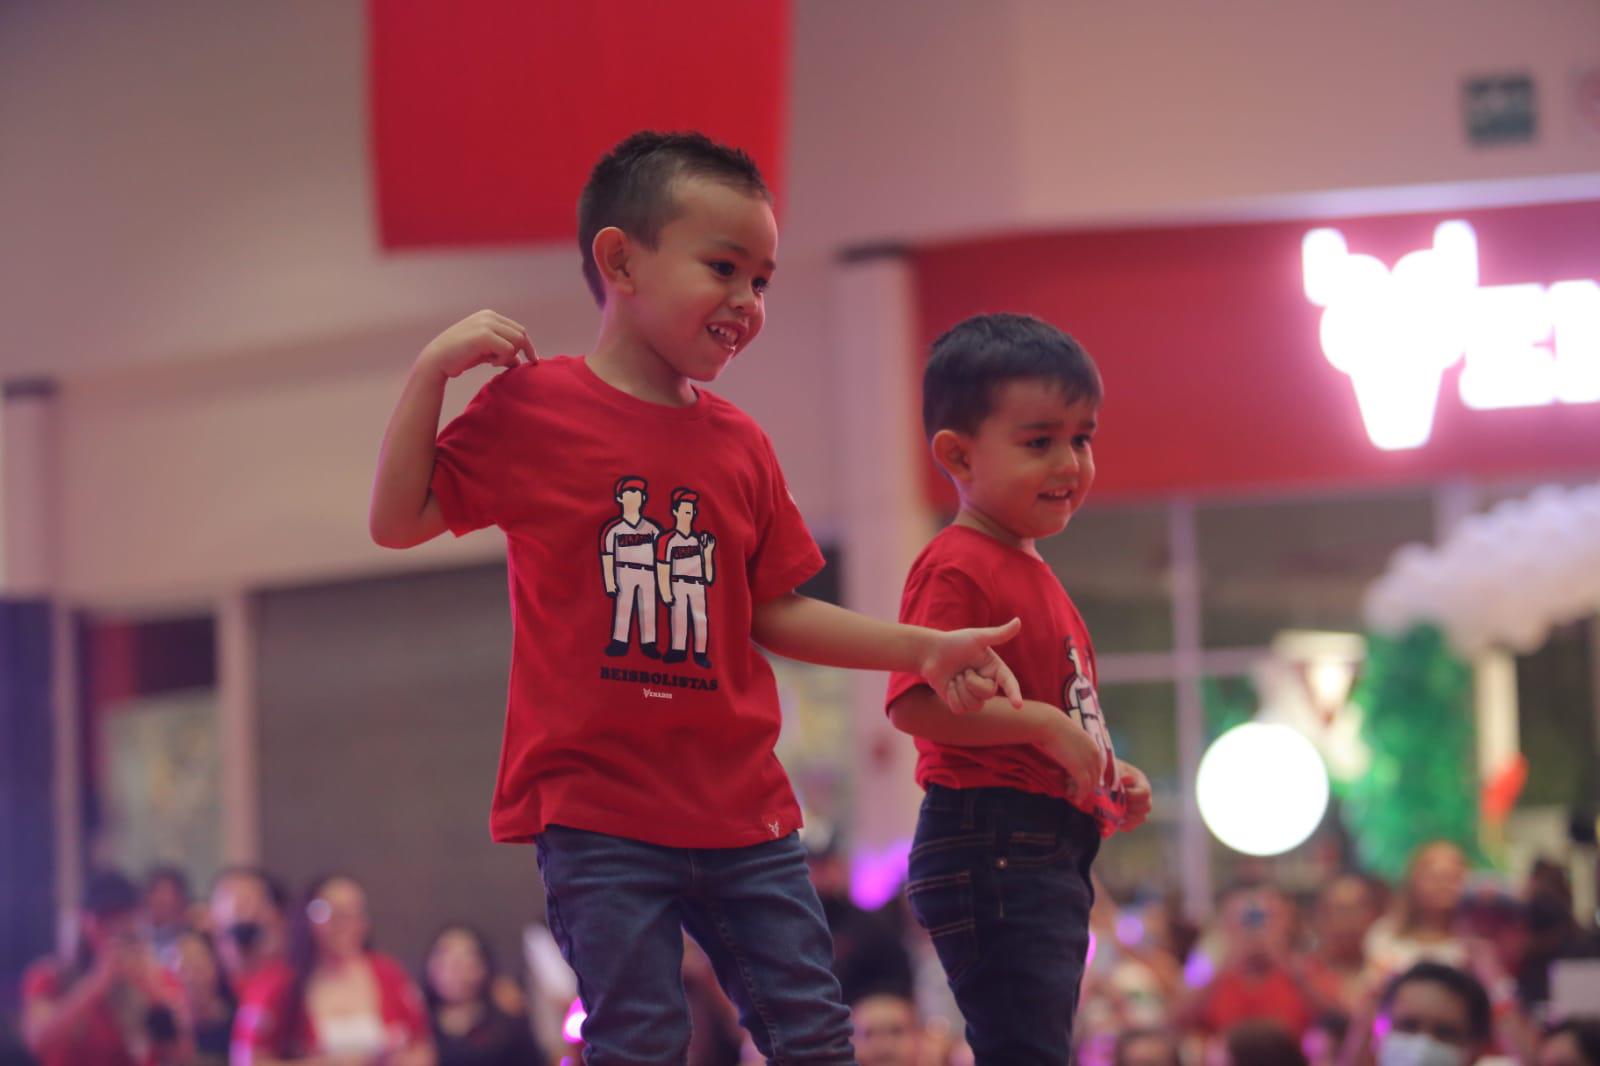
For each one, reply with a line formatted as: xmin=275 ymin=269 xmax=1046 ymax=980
xmin=940 ymin=377 xmax=1098 ymax=546
xmin=621 ymin=174 xmax=777 ymax=383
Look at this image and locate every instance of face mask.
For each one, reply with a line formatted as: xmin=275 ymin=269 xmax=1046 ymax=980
xmin=1379 ymin=1032 xmax=1466 ymax=1066
xmin=227 ymin=922 xmax=263 ymax=952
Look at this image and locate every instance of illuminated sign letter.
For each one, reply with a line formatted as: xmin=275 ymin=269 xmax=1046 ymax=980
xmin=1303 ymin=222 xmax=1599 ymax=450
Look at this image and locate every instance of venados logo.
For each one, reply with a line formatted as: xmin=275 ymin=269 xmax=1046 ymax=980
xmin=1302 ymin=221 xmax=1599 ymax=450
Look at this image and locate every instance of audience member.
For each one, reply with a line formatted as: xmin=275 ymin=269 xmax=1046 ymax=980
xmin=20 ymin=869 xmax=192 ymax=1066
xmin=169 ymin=929 xmax=235 ymax=1066
xmin=144 ymin=866 xmax=194 ymax=958
xmin=1365 ymin=843 xmax=1471 ymax=983
xmin=422 ymin=925 xmax=543 ymax=1066
xmin=209 ymin=867 xmax=289 ymax=999
xmin=231 ymin=873 xmax=433 ymax=1065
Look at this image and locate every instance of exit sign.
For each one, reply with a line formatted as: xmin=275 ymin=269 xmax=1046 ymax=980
xmin=1463 ymin=73 xmax=1537 ymax=145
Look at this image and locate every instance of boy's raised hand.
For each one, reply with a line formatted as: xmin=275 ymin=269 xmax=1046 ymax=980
xmin=920 ymin=618 xmax=1024 ymax=714
xmin=419 ymin=309 xmax=537 ymax=379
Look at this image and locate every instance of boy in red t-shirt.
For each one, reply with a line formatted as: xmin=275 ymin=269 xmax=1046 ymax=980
xmin=886 ymin=313 xmax=1156 ymax=1064
xmin=369 ymin=131 xmax=1025 ymax=1062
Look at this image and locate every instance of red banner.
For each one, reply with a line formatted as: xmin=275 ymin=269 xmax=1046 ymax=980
xmin=914 ymin=201 xmax=1600 ymax=506
xmin=369 ymin=0 xmax=789 ymax=249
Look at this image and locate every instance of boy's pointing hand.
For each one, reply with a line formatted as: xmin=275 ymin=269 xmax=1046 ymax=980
xmin=921 ymin=618 xmax=1024 ymax=714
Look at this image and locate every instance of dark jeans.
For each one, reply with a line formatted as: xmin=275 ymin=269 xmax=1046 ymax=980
xmin=535 ymin=824 xmax=856 ymax=1065
xmin=906 ymin=784 xmax=1101 ymax=1065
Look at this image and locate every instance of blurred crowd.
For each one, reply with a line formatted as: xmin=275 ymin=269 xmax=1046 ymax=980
xmin=3 ymin=837 xmax=1598 ymax=1066
xmin=5 ymin=867 xmax=545 ymax=1066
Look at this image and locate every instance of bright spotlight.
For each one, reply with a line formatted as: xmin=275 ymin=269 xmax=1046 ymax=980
xmin=1197 ymin=723 xmax=1329 ymax=856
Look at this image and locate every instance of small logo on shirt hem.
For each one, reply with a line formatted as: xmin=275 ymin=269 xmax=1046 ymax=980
xmin=643 ymin=688 xmax=673 ymax=701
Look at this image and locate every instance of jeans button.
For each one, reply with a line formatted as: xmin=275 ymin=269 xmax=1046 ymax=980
xmin=995 ymin=857 xmax=1008 ymax=870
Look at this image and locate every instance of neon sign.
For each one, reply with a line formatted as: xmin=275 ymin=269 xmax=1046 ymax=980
xmin=1302 ymin=221 xmax=1600 ymax=450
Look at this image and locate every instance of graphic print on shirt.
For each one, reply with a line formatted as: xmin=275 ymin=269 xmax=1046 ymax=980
xmin=656 ymin=487 xmax=717 ymax=669
xmin=599 ymin=475 xmax=664 ymax=658
xmin=1061 ymin=639 xmax=1126 ymax=820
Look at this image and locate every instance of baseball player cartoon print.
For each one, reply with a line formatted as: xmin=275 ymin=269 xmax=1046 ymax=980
xmin=1061 ymin=639 xmax=1126 ymax=820
xmin=656 ymin=487 xmax=716 ymax=668
xmin=600 ymin=476 xmax=664 ymax=658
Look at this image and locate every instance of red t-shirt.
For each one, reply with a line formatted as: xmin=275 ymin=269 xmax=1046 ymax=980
xmin=231 ymin=954 xmax=429 ymax=1056
xmin=886 ymin=525 xmax=1126 ymax=834
xmin=21 ymin=956 xmax=188 ymax=1066
xmin=431 ymin=356 xmax=824 ymax=848
xmin=1195 ymin=966 xmax=1315 ymax=1037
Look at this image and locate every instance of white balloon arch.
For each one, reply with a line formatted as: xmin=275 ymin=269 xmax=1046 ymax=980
xmin=1364 ymin=482 xmax=1600 ymax=656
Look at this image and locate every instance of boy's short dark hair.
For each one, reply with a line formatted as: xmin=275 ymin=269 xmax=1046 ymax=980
xmin=922 ymin=313 xmax=1102 ymax=440
xmin=1380 ymin=962 xmax=1493 ymax=1045
xmin=578 ymin=130 xmax=770 ymax=306
xmin=1223 ymin=1019 xmax=1308 ymax=1066
xmin=845 ymin=981 xmax=917 ymax=1010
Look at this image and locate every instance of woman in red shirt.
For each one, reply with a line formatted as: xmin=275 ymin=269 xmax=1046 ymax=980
xmin=232 ymin=874 xmax=433 ymax=1065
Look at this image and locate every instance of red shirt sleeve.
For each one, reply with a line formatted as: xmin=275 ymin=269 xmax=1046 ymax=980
xmin=370 ymin=955 xmax=432 ymax=1045
xmin=747 ymin=432 xmax=823 ymax=603
xmin=885 ymin=563 xmax=993 ymax=711
xmin=656 ymin=530 xmax=674 ymax=562
xmin=430 ymin=370 xmax=515 ymax=537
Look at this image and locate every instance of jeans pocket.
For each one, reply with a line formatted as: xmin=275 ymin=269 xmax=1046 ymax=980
xmin=1005 ymin=829 xmax=1073 ymax=867
xmin=905 ymin=871 xmax=979 ymax=983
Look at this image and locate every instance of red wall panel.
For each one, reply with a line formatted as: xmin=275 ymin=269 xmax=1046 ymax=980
xmin=370 ymin=0 xmax=789 ymax=249
xmin=913 ymin=201 xmax=1600 ymax=505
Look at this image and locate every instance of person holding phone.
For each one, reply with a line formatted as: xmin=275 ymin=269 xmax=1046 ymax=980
xmin=21 ymin=869 xmax=194 ymax=1066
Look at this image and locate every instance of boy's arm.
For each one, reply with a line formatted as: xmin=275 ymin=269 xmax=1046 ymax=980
xmin=889 ymin=686 xmax=1106 ymax=788
xmin=750 ymin=592 xmax=1022 ymax=710
xmin=369 ymin=310 xmax=534 ymax=549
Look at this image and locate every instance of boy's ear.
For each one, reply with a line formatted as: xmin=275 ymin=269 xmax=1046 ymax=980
xmin=930 ymin=428 xmax=973 ymax=482
xmin=593 ymin=227 xmax=634 ymax=296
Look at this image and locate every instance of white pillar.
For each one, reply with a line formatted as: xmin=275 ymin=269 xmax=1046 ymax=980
xmin=1473 ymin=651 xmax=1520 ymax=780
xmin=217 ymin=589 xmax=260 ymax=863
xmin=1592 ymin=616 xmax=1600 ymax=763
xmin=1579 ymin=620 xmax=1600 ymax=925
xmin=1168 ymin=499 xmax=1212 ymax=920
xmin=1435 ymin=483 xmax=1525 ymax=862
xmin=831 ymin=251 xmax=935 ymax=888
xmin=1 ymin=380 xmax=57 ymax=596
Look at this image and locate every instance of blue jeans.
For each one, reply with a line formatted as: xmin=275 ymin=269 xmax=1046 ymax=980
xmin=906 ymin=785 xmax=1101 ymax=1065
xmin=535 ymin=824 xmax=856 ymax=1065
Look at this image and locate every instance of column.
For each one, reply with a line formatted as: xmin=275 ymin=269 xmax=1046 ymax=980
xmin=832 ymin=250 xmax=935 ymax=903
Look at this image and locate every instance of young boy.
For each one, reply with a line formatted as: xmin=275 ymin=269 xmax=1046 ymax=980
xmin=368 ymin=131 xmax=1024 ymax=1063
xmin=885 ymin=313 xmax=1155 ymax=1064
